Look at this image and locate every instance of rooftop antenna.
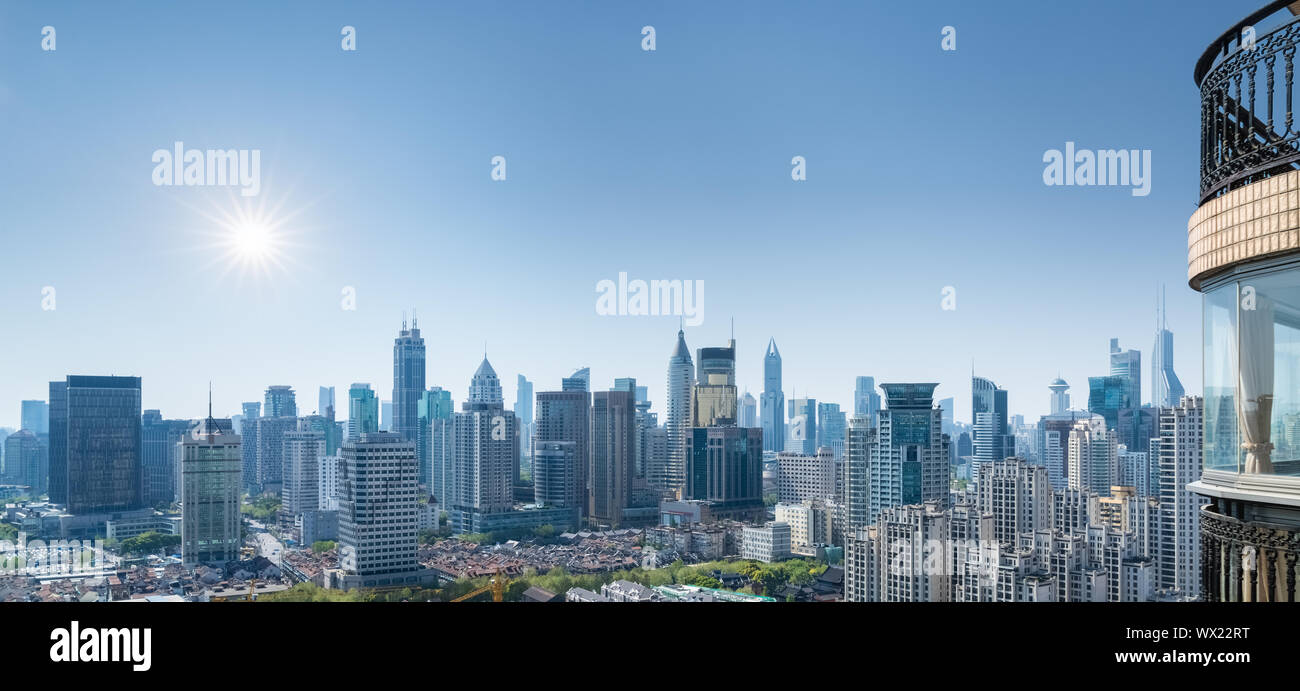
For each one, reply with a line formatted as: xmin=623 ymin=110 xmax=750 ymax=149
xmin=208 ymin=381 xmax=213 ymax=420
xmin=413 ymin=308 xmax=418 ymax=329
xmin=402 ymin=310 xmax=407 ymax=331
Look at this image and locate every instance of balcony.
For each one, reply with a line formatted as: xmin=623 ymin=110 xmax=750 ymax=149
xmin=1199 ymin=503 xmax=1299 ymax=601
xmin=1197 ymin=1 xmax=1300 ymax=205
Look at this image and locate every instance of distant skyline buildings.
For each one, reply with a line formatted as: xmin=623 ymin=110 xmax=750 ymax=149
xmin=1151 ymin=290 xmax=1185 ymax=409
xmin=1109 ymin=338 xmax=1141 ymax=408
xmin=263 ymin=385 xmax=297 ymax=419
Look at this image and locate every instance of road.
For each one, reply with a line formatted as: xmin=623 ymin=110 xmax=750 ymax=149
xmin=246 ymin=520 xmax=285 ymax=566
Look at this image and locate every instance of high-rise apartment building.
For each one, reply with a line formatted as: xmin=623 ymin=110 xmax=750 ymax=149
xmin=1068 ymin=417 xmax=1117 ymax=496
xmin=1156 ymin=395 xmax=1205 ymax=598
xmin=862 ymin=384 xmax=949 ymax=526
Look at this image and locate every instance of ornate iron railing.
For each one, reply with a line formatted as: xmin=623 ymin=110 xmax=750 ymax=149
xmin=1199 ymin=504 xmax=1299 ymax=602
xmin=1198 ymin=2 xmax=1300 ymax=204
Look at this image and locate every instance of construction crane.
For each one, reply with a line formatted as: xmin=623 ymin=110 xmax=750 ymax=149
xmin=450 ymin=571 xmax=507 ymax=602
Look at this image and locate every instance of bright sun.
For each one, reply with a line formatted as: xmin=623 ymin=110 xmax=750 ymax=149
xmin=233 ymin=222 xmax=273 ymax=259
xmin=184 ymin=193 xmax=310 ymax=285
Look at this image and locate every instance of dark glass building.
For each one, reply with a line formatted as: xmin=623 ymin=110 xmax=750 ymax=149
xmin=63 ymin=375 xmax=143 ymax=514
xmin=47 ymin=381 xmax=68 ymax=503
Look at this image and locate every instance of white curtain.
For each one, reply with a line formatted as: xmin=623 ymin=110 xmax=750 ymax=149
xmin=1238 ymin=294 xmax=1275 ymax=474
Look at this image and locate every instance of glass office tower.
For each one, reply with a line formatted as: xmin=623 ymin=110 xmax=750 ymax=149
xmin=64 ymin=375 xmax=143 ymax=514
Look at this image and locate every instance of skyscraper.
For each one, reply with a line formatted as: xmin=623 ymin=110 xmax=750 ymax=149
xmin=692 ymin=338 xmax=738 ymax=427
xmin=449 ymin=359 xmax=518 ymax=528
xmin=254 ymin=415 xmax=297 ymax=496
xmin=1087 ymin=375 xmax=1131 ymax=430
xmin=534 ymin=389 xmax=591 ymax=514
xmin=1067 ymin=416 xmax=1117 ymax=496
xmin=19 ymin=400 xmax=48 ymax=436
xmin=786 ymin=397 xmax=818 ymax=455
xmin=853 ymin=376 xmax=881 ymax=425
xmin=63 ymin=376 xmax=143 ymax=514
xmin=417 ymin=386 xmax=454 ymax=496
xmin=180 ymin=412 xmax=241 ymax=567
xmin=515 ymin=374 xmax=534 ymax=473
xmin=862 ymin=383 xmax=949 ymax=526
xmin=686 ymin=426 xmax=765 ymax=521
xmin=141 ymin=410 xmax=189 ymax=507
xmin=392 ymin=317 xmax=426 ymax=444
xmin=761 ymin=339 xmax=784 ymax=452
xmin=347 ymin=383 xmax=379 ymax=442
xmin=1156 ymin=395 xmax=1205 ymax=598
xmin=589 ymin=388 xmax=635 ymax=527
xmin=738 ymin=392 xmax=758 ymax=428
xmin=47 ymin=381 xmax=67 ymax=503
xmin=844 ymin=414 xmax=876 ymax=533
xmin=817 ymin=402 xmax=846 ymax=459
xmin=283 ymin=423 xmax=326 ymax=516
xmin=1150 ymin=289 xmax=1185 ymax=409
xmin=239 ymin=401 xmax=260 ymax=492
xmin=664 ymin=329 xmax=694 ymax=496
xmin=264 ymin=385 xmax=297 ymax=418
xmin=514 ymin=375 xmax=533 ymax=425
xmin=318 ymin=386 xmax=335 ymax=419
xmin=3 ymin=430 xmax=47 ymax=493
xmin=1108 ymin=338 xmax=1141 ymax=408
xmin=971 ymin=375 xmax=1014 ymax=480
xmin=533 ymin=441 xmax=578 ymax=509
xmin=336 ymin=432 xmax=427 ymax=589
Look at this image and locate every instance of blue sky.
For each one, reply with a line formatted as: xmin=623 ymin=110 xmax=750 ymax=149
xmin=0 ymin=1 xmax=1260 ymax=427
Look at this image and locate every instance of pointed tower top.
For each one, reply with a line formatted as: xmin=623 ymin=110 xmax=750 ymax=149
xmin=671 ymin=327 xmax=692 ymax=361
xmin=765 ymin=337 xmax=780 ymax=358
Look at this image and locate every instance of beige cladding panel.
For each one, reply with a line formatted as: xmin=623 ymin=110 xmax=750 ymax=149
xmin=1188 ymin=171 xmax=1300 ymax=288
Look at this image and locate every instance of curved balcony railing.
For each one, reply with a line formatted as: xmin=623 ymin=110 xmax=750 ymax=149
xmin=1199 ymin=504 xmax=1299 ymax=602
xmin=1198 ymin=1 xmax=1300 ymax=204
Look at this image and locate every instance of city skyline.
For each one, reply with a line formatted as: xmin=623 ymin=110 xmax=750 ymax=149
xmin=0 ymin=0 xmax=1239 ymax=427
